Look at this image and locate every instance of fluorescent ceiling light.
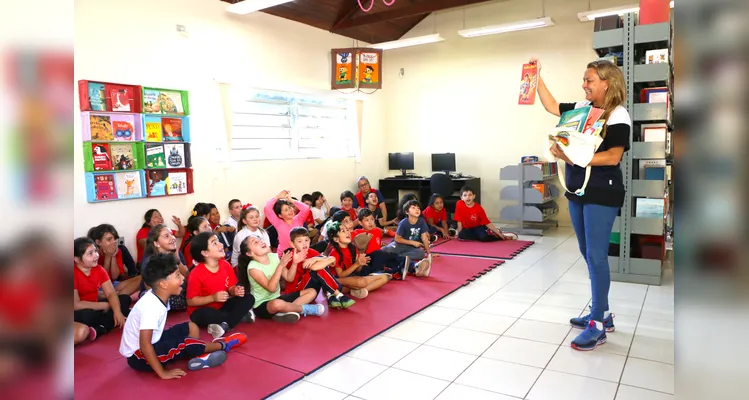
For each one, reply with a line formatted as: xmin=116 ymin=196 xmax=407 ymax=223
xmin=458 ymin=17 xmax=555 ymax=38
xmin=578 ymin=1 xmax=674 ymax=22
xmin=368 ymin=34 xmax=445 ymax=50
xmin=226 ymin=0 xmax=294 ymax=15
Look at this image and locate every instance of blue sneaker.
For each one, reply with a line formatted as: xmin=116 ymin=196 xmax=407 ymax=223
xmin=571 ymin=320 xmax=607 ymax=351
xmin=570 ymin=312 xmax=615 ymax=332
xmin=302 ymin=304 xmax=325 ymax=317
xmin=187 ymin=350 xmax=227 ymax=370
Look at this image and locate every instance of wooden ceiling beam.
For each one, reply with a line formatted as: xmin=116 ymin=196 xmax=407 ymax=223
xmin=331 ymin=1 xmax=366 ymax=31
xmin=332 ymin=0 xmax=491 ymax=31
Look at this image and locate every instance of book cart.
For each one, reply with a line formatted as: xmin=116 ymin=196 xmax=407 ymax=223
xmin=79 ymin=80 xmax=194 ymax=202
xmin=499 ymin=162 xmax=560 ymax=236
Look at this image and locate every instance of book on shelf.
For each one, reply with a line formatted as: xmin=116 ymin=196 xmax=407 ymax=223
xmin=115 ymin=171 xmax=143 ymax=199
xmin=143 ymin=88 xmax=185 ymax=115
xmin=92 ymin=143 xmax=113 ymax=171
xmin=531 ymin=183 xmax=549 ymax=199
xmin=88 ymin=83 xmax=106 ymax=111
xmin=162 ymin=118 xmax=184 ymax=141
xmin=528 ymin=161 xmax=557 ymax=177
xmin=645 ymin=49 xmax=669 ymax=64
xmin=94 ymin=174 xmax=117 ymax=200
xmin=165 ymin=143 xmax=186 ymax=168
xmin=521 ymin=156 xmax=538 ymax=163
xmin=147 ymin=170 xmax=169 ymax=196
xmin=167 ymin=171 xmax=188 ymax=195
xmin=110 ymin=143 xmax=135 ymax=171
xmin=145 ymin=120 xmax=162 ymax=142
xmin=146 ymin=143 xmax=166 ymax=169
xmin=82 ymin=112 xmax=141 ymax=141
xmin=109 ymin=85 xmax=132 ymax=112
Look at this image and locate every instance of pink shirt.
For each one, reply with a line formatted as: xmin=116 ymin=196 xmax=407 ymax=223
xmin=264 ymin=197 xmax=311 ymax=255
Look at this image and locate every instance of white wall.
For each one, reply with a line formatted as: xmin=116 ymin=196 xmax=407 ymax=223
xmin=381 ymin=0 xmax=634 ymax=225
xmin=74 ymin=0 xmax=387 ymax=254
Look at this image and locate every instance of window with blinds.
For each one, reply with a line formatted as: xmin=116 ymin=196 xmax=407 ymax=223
xmin=228 ymin=87 xmax=358 ymax=161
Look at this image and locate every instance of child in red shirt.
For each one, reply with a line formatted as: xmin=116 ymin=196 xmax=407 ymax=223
xmin=282 ymin=227 xmax=355 ymax=309
xmin=326 ymin=222 xmax=389 ymax=299
xmin=339 ymin=190 xmax=360 ymax=228
xmin=186 ymin=232 xmax=256 ymax=339
xmin=353 ymin=209 xmax=427 ymax=280
xmin=87 ymin=224 xmax=141 ymax=296
xmin=73 ymin=237 xmax=131 ymax=342
xmin=136 ymin=209 xmax=184 ymax=263
xmin=182 ymin=216 xmax=213 ymax=268
xmin=299 ymin=194 xmax=321 ymax=243
xmin=455 ymin=186 xmax=517 ymax=241
xmin=424 ymin=194 xmax=450 ymax=239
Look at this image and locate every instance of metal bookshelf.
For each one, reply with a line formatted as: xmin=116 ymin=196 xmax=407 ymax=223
xmin=593 ymin=15 xmax=673 ymax=285
xmin=499 ymin=164 xmax=560 ymax=235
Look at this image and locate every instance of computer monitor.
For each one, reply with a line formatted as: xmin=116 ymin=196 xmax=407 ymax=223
xmin=388 ymin=152 xmax=415 ymax=176
xmin=431 ymin=153 xmax=456 ymax=174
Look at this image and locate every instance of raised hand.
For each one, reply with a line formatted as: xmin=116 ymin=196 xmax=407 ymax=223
xmin=172 ymin=215 xmax=182 ymax=226
xmin=292 ymin=249 xmax=307 ymax=264
xmin=529 ymin=57 xmax=541 ymax=72
xmin=280 ymin=250 xmax=293 ymax=267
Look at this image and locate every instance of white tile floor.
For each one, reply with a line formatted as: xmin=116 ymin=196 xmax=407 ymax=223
xmin=269 ymin=228 xmax=675 ymax=400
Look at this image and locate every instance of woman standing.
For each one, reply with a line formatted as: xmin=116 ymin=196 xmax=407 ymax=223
xmin=533 ymin=57 xmax=631 ymax=351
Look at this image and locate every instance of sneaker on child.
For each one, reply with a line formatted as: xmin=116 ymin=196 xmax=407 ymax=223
xmin=272 ymin=312 xmax=301 ymax=323
xmin=187 ymin=350 xmax=227 ymax=371
xmin=207 ymin=322 xmax=230 ymax=339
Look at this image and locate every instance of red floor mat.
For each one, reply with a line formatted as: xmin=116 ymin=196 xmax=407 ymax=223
xmin=431 ymin=239 xmax=534 ymax=259
xmin=232 ymin=279 xmax=460 ymax=374
xmin=425 ymin=255 xmax=504 ymax=284
xmin=74 ymin=349 xmax=301 ymax=400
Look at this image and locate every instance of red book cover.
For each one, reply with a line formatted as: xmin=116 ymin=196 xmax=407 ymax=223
xmin=162 ymin=118 xmax=184 ymax=141
xmin=518 ymin=63 xmax=538 ymax=105
xmin=92 ymin=143 xmax=112 ymax=171
xmin=104 ymin=84 xmax=134 ymax=112
xmin=95 ymin=174 xmax=117 ymax=200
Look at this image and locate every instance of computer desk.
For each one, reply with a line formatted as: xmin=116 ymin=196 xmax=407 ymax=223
xmin=378 ymin=175 xmax=481 ymax=218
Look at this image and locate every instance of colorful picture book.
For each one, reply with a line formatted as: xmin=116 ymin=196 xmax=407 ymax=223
xmin=146 ymin=143 xmax=166 ymax=169
xmin=80 ymin=81 xmax=140 ymax=112
xmin=143 ymin=88 xmax=185 ymax=115
xmin=147 ymin=170 xmax=169 ymax=196
xmin=88 ymin=83 xmax=106 ymax=111
xmin=94 ymin=174 xmax=117 ymax=200
xmin=518 ymin=63 xmax=538 ymax=105
xmin=91 ymin=143 xmax=113 ymax=171
xmin=143 ymin=116 xmax=189 ymax=142
xmin=165 ymin=143 xmax=186 ymax=168
xmin=110 ymin=143 xmax=135 ymax=170
xmin=168 ymin=171 xmax=188 ymax=195
xmin=114 ymin=171 xmax=143 ymax=199
xmin=557 ymin=105 xmax=606 ymax=136
xmin=86 ymin=113 xmax=138 ymax=141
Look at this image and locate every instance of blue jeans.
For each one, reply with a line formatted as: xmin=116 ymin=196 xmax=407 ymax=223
xmin=568 ymin=201 xmax=619 ymax=323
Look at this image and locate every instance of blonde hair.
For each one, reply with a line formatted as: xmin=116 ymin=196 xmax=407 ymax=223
xmin=586 ymin=60 xmax=626 ymax=138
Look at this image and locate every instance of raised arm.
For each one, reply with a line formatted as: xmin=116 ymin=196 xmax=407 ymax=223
xmin=293 ymin=200 xmax=310 ymax=225
xmin=264 ymin=197 xmax=281 ymax=227
xmin=530 ymin=58 xmax=561 ymax=117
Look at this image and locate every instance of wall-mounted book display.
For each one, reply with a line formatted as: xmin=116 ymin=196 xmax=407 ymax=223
xmin=79 ymin=81 xmax=194 ymax=203
xmin=145 ymin=168 xmax=193 ymax=197
xmin=79 ymin=80 xmax=143 ymax=113
xmin=84 ymin=170 xmax=147 ymax=202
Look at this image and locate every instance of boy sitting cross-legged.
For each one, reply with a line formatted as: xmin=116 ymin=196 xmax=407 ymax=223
xmin=283 ymin=227 xmax=356 ymax=309
xmin=455 ymin=186 xmax=517 ymax=241
xmin=119 ymin=253 xmax=247 ymax=378
xmin=381 ymin=199 xmax=432 ymax=277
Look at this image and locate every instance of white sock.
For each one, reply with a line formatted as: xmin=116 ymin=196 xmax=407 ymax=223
xmin=594 ymin=321 xmax=604 ymax=331
xmin=603 ymin=311 xmax=611 ymax=319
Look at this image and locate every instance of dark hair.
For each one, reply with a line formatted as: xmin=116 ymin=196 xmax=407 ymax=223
xmin=87 ymin=223 xmax=119 ymax=242
xmin=228 ymin=199 xmax=241 ymax=209
xmin=142 ymin=252 xmax=178 ymax=288
xmin=328 ymin=206 xmax=341 ymax=216
xmin=74 ymin=237 xmax=96 ymax=259
xmin=142 ymin=209 xmax=159 ymax=228
xmin=460 ymin=186 xmax=475 ymax=196
xmin=190 ymin=232 xmax=217 ymax=263
xmin=403 ymin=199 xmax=421 ymax=216
xmin=396 ymin=193 xmax=418 ymax=220
xmin=358 ymin=208 xmax=374 ymax=221
xmin=311 ymin=191 xmax=324 ymax=205
xmin=236 ymin=236 xmax=253 ymax=289
xmin=301 ymin=194 xmax=313 ymax=204
xmin=273 ymin=199 xmax=292 ymax=218
xmin=145 ymin=224 xmax=169 ymax=255
xmin=187 ymin=216 xmax=208 ymax=237
xmin=237 ymin=206 xmax=261 ymax=231
xmin=331 ymin=210 xmax=349 ymax=224
xmin=325 ymin=223 xmax=356 ymax=269
xmin=290 ymin=227 xmax=309 ymax=242
xmin=192 ymin=202 xmax=211 ymax=218
xmin=207 ymin=203 xmax=217 ymax=211
xmin=428 ymin=193 xmax=444 ymax=207
xmin=340 ymin=190 xmax=354 ymax=202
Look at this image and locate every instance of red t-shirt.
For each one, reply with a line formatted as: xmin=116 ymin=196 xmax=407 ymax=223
xmin=329 ymin=245 xmax=358 ymax=276
xmin=454 ymin=200 xmax=490 ymax=229
xmin=283 ymin=249 xmax=321 ymax=294
xmin=342 ymin=207 xmax=357 ymax=221
xmin=186 ymin=259 xmax=238 ymax=315
xmin=355 ymin=188 xmax=381 ymax=209
xmin=423 ymin=206 xmax=447 ymax=226
xmin=74 ymin=265 xmax=110 ymax=302
xmin=352 ymin=228 xmax=382 ymax=255
xmin=183 ymin=242 xmax=194 ymax=268
xmin=137 ymin=227 xmax=176 ymax=262
xmin=296 ymin=209 xmax=315 ymax=227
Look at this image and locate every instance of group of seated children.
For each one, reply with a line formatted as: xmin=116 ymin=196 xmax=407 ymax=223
xmin=73 ymin=184 xmax=515 ymax=377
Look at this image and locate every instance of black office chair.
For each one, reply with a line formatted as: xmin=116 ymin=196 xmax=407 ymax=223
xmin=429 ymin=173 xmax=459 ymax=218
